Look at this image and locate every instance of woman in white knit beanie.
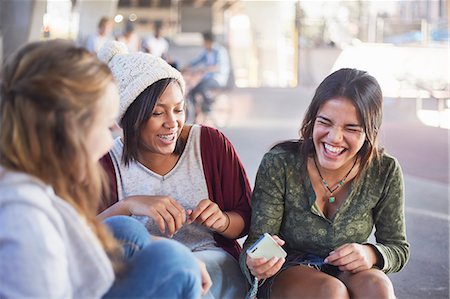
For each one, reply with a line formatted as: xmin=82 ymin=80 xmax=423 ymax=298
xmin=98 ymin=41 xmax=251 ymax=299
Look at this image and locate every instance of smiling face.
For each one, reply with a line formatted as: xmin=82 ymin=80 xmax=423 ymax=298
xmin=313 ymin=97 xmax=366 ymax=172
xmin=138 ymin=81 xmax=185 ymax=155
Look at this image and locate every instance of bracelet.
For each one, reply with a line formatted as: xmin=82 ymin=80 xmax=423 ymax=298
xmin=217 ymin=212 xmax=230 ymax=234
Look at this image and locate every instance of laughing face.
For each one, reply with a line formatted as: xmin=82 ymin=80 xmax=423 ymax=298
xmin=312 ymin=97 xmax=366 ymax=171
xmin=138 ymin=81 xmax=185 ymax=155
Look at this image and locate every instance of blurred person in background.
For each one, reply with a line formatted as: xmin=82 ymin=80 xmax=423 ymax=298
xmin=143 ymin=21 xmax=169 ymax=58
xmin=241 ymin=68 xmax=409 ymax=299
xmin=182 ymin=32 xmax=230 ymax=121
xmin=0 ymin=39 xmax=209 ymax=298
xmin=97 ymin=41 xmax=250 ymax=299
xmin=85 ymin=16 xmax=114 ymax=54
xmin=117 ymin=21 xmax=141 ymax=53
xmin=143 ymin=20 xmax=178 ymax=69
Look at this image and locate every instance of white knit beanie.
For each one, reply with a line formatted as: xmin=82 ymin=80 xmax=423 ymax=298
xmin=98 ymin=41 xmax=185 ymax=124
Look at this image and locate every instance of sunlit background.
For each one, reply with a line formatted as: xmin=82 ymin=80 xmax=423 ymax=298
xmin=0 ymin=1 xmax=449 ymax=298
xmin=1 ymin=0 xmax=448 ymax=129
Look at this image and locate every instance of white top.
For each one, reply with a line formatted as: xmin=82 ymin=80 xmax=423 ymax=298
xmin=144 ymin=35 xmax=169 ymax=58
xmin=110 ymin=125 xmax=217 ymax=251
xmin=0 ymin=167 xmax=114 ymax=298
xmin=117 ymin=33 xmax=141 ymax=52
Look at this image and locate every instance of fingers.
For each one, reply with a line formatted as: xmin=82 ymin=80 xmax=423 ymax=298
xmin=149 ymin=198 xmax=186 ymax=237
xmin=271 ymin=235 xmax=286 ymax=246
xmin=166 ymin=198 xmax=186 ymax=234
xmin=196 ymin=259 xmax=212 ymax=295
xmin=127 ymin=195 xmax=186 ymax=237
xmin=325 ymin=243 xmax=372 ymax=272
xmin=189 ymin=199 xmax=224 ymax=230
xmin=188 ymin=199 xmax=213 ymax=223
xmin=246 ymin=256 xmax=285 ymax=280
xmin=324 ymin=243 xmax=353 ymax=264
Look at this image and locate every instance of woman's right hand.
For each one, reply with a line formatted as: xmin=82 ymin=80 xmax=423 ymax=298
xmin=123 ymin=195 xmax=186 ymax=237
xmin=246 ymin=235 xmax=286 ymax=280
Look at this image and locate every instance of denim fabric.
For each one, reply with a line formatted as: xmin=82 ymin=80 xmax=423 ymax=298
xmin=103 ymin=215 xmax=151 ymax=258
xmin=103 ymin=216 xmax=202 ymax=299
xmin=193 ymin=248 xmax=247 ymax=299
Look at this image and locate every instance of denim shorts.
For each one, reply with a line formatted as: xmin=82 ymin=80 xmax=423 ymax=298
xmin=256 ymin=253 xmax=341 ymax=299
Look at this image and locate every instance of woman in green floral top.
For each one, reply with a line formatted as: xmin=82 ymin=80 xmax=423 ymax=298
xmin=240 ymin=68 xmax=409 ymax=299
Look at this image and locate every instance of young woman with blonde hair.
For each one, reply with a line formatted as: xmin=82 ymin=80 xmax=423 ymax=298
xmin=0 ymin=39 xmax=207 ymax=298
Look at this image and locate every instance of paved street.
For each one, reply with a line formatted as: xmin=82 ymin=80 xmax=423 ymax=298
xmin=217 ymin=85 xmax=449 ymax=299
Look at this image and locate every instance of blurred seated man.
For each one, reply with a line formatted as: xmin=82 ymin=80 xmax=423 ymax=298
xmin=182 ymin=32 xmax=230 ymax=116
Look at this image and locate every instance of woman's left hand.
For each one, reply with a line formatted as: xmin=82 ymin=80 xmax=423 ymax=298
xmin=324 ymin=243 xmax=378 ymax=273
xmin=188 ymin=199 xmax=228 ymax=233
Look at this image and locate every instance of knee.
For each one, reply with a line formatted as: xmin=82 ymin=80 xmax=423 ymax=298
xmin=356 ymin=272 xmax=395 ymax=299
xmin=316 ymin=277 xmax=349 ymax=299
xmin=275 ymin=276 xmax=349 ymax=299
xmin=144 ymin=239 xmax=198 ymax=269
xmin=124 ymin=240 xmax=202 ymax=298
xmin=103 ymin=216 xmax=150 ymax=247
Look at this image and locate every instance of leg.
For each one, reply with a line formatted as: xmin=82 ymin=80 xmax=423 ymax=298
xmin=199 ymin=78 xmax=221 ymax=114
xmin=187 ymin=83 xmax=205 ymax=123
xmin=338 ymin=268 xmax=395 ymax=299
xmin=103 ymin=239 xmax=202 ymax=299
xmin=103 ymin=215 xmax=151 ymax=259
xmin=194 ymin=249 xmax=247 ymax=299
xmin=270 ymin=265 xmax=350 ymax=299
xmin=190 ymin=77 xmax=220 ymax=113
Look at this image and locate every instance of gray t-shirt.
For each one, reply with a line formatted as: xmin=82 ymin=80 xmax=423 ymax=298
xmin=110 ymin=125 xmax=217 ymax=251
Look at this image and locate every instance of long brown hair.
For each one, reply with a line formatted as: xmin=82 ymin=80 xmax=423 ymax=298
xmin=299 ymin=68 xmax=383 ymax=176
xmin=0 ymin=39 xmax=119 ymax=259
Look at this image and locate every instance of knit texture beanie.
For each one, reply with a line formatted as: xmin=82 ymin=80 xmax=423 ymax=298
xmin=98 ymin=41 xmax=185 ymax=123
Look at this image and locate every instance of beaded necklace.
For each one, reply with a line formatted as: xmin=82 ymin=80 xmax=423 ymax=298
xmin=313 ymin=156 xmax=358 ymax=203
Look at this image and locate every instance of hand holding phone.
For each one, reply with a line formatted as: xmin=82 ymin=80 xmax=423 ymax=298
xmin=246 ymin=233 xmax=287 ymax=260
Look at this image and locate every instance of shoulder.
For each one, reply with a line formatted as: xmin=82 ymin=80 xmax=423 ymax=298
xmin=108 ymin=137 xmax=123 ymax=161
xmin=0 ymin=169 xmax=54 ymax=208
xmin=200 ymin=125 xmax=229 ymax=146
xmin=379 ymin=152 xmax=401 ymax=168
xmin=0 ymin=170 xmax=66 ymax=240
xmin=264 ymin=141 xmax=301 ymax=161
xmin=362 ymin=152 xmax=404 ymax=194
xmin=368 ymin=152 xmax=402 ymax=176
xmin=256 ymin=141 xmax=302 ymax=174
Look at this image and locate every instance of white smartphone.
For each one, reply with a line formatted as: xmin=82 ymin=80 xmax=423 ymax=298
xmin=246 ymin=233 xmax=287 ymax=259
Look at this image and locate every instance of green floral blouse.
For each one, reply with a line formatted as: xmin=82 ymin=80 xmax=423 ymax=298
xmin=240 ymin=142 xmax=410 ymax=283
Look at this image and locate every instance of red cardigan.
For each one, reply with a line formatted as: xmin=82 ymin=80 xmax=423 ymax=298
xmin=99 ymin=126 xmax=252 ymax=260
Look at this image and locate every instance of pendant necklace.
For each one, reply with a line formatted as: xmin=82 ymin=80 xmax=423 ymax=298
xmin=313 ymin=156 xmax=358 ymax=203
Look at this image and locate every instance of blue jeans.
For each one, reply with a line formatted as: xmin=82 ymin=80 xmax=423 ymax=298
xmin=194 ymin=249 xmax=247 ymax=299
xmin=102 ymin=216 xmax=202 ymax=299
